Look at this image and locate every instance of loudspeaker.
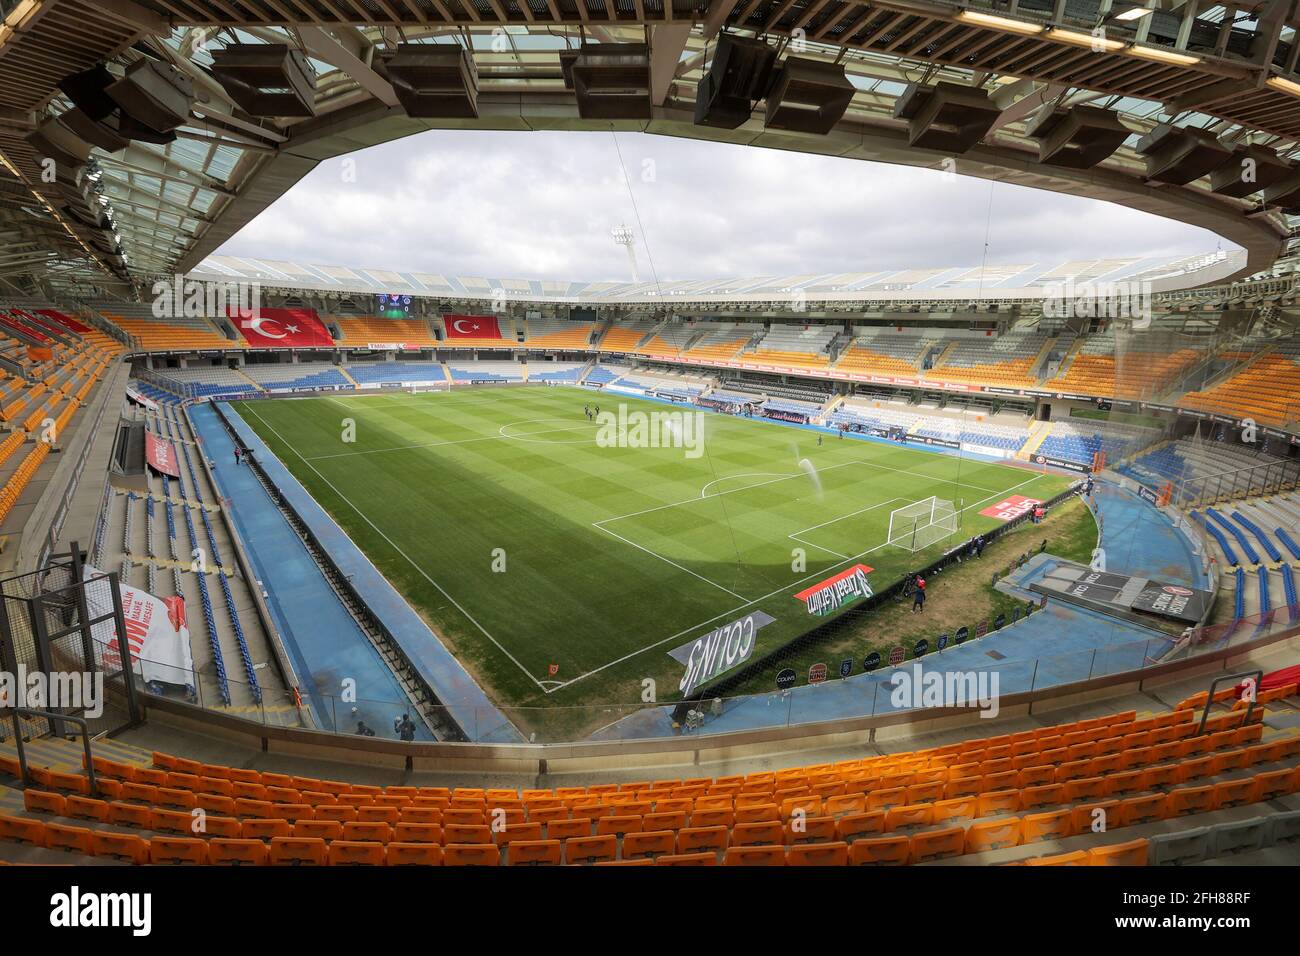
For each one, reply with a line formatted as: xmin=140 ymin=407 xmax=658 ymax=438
xmin=379 ymin=44 xmax=479 ymax=118
xmin=106 ymin=59 xmax=194 ymax=134
xmin=60 ymin=107 xmax=131 ymax=154
xmin=570 ymin=43 xmax=651 ymax=120
xmin=763 ymin=58 xmax=854 ymax=134
xmin=1136 ymin=124 xmax=1232 ymax=185
xmin=1026 ymin=104 xmax=1129 ymax=169
xmin=694 ymin=34 xmax=776 ymax=129
xmin=210 ymin=44 xmax=318 ymax=118
xmin=25 ymin=116 xmax=92 ymax=171
xmin=59 ymin=64 xmax=119 ymax=122
xmin=894 ymin=82 xmax=999 ymax=153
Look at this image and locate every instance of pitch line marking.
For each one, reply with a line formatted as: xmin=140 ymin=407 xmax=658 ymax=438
xmin=787 ymin=497 xmax=907 ymax=560
xmin=240 ymin=404 xmax=549 ymax=693
xmin=596 ymin=458 xmax=1003 ymax=528
xmin=788 ymin=497 xmax=906 ymax=537
xmin=303 ymin=422 xmax=596 ymax=461
xmin=246 ymin=390 xmax=1054 ymax=690
xmin=547 ymin=470 xmax=1054 ymax=694
xmin=699 ymin=472 xmax=790 ymax=498
xmin=592 ymin=523 xmax=751 ymax=602
xmin=498 ymin=418 xmax=599 ymax=444
xmin=787 ymin=538 xmax=851 ymax=560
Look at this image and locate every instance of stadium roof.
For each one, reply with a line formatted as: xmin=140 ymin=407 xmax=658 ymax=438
xmin=1 ymin=0 xmax=1298 ymax=297
xmin=190 ymin=247 xmax=1244 ymax=304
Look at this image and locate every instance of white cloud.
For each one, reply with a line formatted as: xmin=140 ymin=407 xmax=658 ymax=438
xmin=216 ymin=129 xmax=1232 ymax=281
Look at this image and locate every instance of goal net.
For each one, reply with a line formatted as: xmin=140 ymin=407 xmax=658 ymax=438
xmin=887 ymin=496 xmax=959 ymax=553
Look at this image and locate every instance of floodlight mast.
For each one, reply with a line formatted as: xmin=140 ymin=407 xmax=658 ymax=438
xmin=612 ymin=223 xmax=639 ymax=283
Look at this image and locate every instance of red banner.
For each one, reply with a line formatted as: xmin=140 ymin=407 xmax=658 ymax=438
xmin=232 ymin=307 xmax=335 ymax=349
xmin=978 ymin=494 xmax=1041 ymax=522
xmin=145 ymin=431 xmax=180 ymax=477
xmin=443 ymin=314 xmax=502 ymax=339
xmin=794 ymin=563 xmax=875 ymax=616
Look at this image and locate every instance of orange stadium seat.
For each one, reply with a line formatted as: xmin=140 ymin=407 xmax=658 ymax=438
xmin=656 ymin=852 xmax=717 ymax=866
xmin=203 ymin=838 xmax=268 ymax=866
xmin=44 ymin=822 xmax=93 ymax=855
xmin=849 ymin=835 xmax=910 ymax=865
xmin=1025 ymin=850 xmax=1090 ymax=866
xmin=328 ymin=840 xmax=386 ymax=866
xmin=150 ymin=837 xmax=209 ymax=865
xmin=566 ymin=835 xmax=617 ymax=865
xmin=733 ymin=821 xmax=785 ymax=847
xmin=268 ymin=837 xmax=328 ymax=866
xmin=724 ymin=845 xmax=786 ymax=866
xmin=1087 ymin=839 xmax=1149 ymax=866
xmin=787 ymin=841 xmax=849 ymax=866
xmin=387 ymin=843 xmax=443 ymax=866
xmin=83 ymin=830 xmax=148 ymax=863
xmin=1021 ymin=811 xmax=1073 ymax=843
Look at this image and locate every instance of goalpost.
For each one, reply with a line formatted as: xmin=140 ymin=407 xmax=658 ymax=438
xmin=887 ymin=496 xmax=960 ymax=553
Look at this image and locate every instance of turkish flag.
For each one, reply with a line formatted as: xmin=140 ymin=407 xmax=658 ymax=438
xmin=232 ymin=307 xmax=335 ymax=348
xmin=443 ymin=314 xmax=502 ymax=339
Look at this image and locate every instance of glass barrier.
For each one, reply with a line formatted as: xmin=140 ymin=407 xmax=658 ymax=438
xmin=101 ymin=603 xmax=1297 ymax=745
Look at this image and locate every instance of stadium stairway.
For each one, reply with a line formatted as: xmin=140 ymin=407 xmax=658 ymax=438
xmin=93 ymin=401 xmax=291 ymax=716
xmin=817 ymin=394 xmax=846 ymax=422
xmin=231 ymin=368 xmax=266 ymax=394
xmin=1017 ymin=422 xmax=1053 ymax=460
xmin=1189 ymin=486 xmax=1300 ymax=633
xmin=3 ymin=675 xmax=1300 ymax=865
xmin=184 ymin=402 xmax=429 ymax=738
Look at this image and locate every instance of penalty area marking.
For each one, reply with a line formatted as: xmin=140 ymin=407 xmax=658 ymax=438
xmin=550 ymin=469 xmax=1055 ymax=694
xmin=787 ymin=497 xmax=907 ymax=560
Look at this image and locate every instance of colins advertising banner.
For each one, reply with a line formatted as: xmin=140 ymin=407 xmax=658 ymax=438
xmin=672 ymin=611 xmax=775 ymax=696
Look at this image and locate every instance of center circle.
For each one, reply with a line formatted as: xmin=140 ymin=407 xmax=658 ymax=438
xmin=498 ymin=418 xmax=596 ymax=444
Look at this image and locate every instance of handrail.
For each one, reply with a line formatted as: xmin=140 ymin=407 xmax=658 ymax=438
xmin=1194 ymin=669 xmax=1262 ymax=736
xmin=7 ymin=707 xmax=99 ymax=795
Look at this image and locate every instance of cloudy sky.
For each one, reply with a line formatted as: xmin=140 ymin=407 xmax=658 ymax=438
xmin=217 ymin=129 xmax=1231 ymax=282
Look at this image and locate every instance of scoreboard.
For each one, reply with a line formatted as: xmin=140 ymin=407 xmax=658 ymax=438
xmin=375 ymin=293 xmax=412 ymax=318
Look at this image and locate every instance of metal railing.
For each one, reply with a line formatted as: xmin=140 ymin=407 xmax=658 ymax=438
xmin=1194 ymin=670 xmax=1262 ymax=736
xmin=1172 ymin=457 xmax=1300 ymax=509
xmin=6 ymin=708 xmax=99 ymax=796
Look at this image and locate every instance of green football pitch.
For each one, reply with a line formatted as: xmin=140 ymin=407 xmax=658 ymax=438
xmin=232 ymin=386 xmax=1071 ymax=713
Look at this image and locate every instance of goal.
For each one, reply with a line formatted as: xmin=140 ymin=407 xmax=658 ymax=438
xmin=887 ymin=496 xmax=959 ymax=553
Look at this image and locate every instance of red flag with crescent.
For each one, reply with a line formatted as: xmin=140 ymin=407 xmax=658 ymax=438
xmin=232 ymin=307 xmax=335 ymax=348
xmin=443 ymin=315 xmax=501 ymax=339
